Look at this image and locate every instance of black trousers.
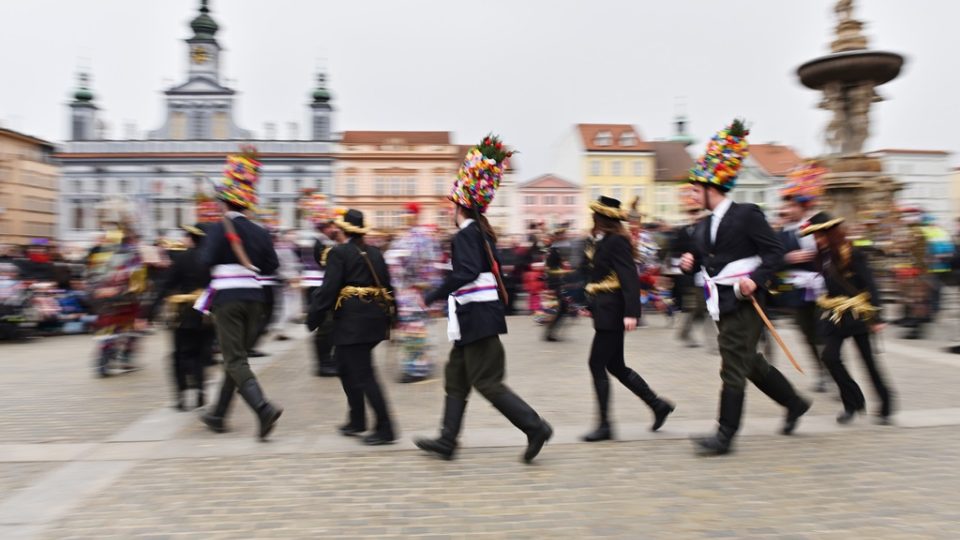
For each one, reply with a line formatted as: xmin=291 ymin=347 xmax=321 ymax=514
xmin=337 ymin=342 xmax=394 ymax=437
xmin=172 ymin=326 xmax=214 ymax=393
xmin=544 ymin=286 xmax=568 ymax=339
xmin=251 ymin=285 xmax=278 ymax=349
xmin=212 ymin=301 xmax=263 ymax=387
xmin=307 ymin=287 xmax=336 ymax=372
xmin=821 ymin=331 xmax=893 ymax=417
xmin=588 ymin=329 xmax=662 ymax=424
xmin=444 ymin=335 xmax=543 ymax=435
xmin=717 ymin=301 xmax=776 ymax=391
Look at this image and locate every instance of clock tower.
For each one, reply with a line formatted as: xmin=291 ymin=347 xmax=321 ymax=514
xmin=186 ymin=0 xmax=221 ymax=84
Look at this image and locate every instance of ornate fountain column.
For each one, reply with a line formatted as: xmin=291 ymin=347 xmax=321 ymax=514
xmin=797 ymin=0 xmax=905 ymax=228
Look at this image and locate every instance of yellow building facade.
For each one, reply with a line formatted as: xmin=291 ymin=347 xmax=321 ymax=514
xmin=0 ymin=128 xmax=59 ymax=245
xmin=576 ymin=125 xmax=655 ymax=225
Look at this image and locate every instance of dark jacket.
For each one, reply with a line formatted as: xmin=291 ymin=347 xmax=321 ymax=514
xmin=425 ymin=221 xmax=507 ymax=346
xmin=150 ymin=247 xmax=211 ymax=328
xmin=771 ymin=226 xmax=818 ymax=309
xmin=587 ymin=233 xmax=641 ymax=331
xmin=199 ymin=215 xmax=279 ymax=308
xmin=685 ymin=201 xmax=784 ymax=316
xmin=310 ymin=237 xmax=394 ymax=346
xmin=819 ymin=247 xmax=882 ymax=336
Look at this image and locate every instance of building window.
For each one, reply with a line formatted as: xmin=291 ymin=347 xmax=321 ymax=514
xmin=632 ymin=186 xmax=646 ymax=205
xmin=345 ymin=177 xmax=357 ymax=196
xmin=96 ymin=179 xmax=105 ymax=193
xmin=118 ymin=179 xmax=128 ymax=193
xmin=174 ymin=206 xmax=183 ymax=228
xmin=273 ymin=179 xmax=281 ymax=193
xmin=544 ymin=195 xmax=557 ymax=206
xmin=154 ymin=205 xmax=164 ymax=228
xmin=611 ymin=161 xmax=622 ymax=176
xmin=294 ymin=178 xmax=302 ymax=193
xmin=633 ymin=161 xmax=645 ymax=177
xmin=594 ymin=131 xmax=612 ymax=147
xmin=611 ymin=185 xmax=623 ymax=201
xmin=524 ymin=195 xmax=537 ymax=206
xmin=590 ymin=187 xmax=601 ymax=201
xmin=212 ymin=112 xmax=228 ymax=140
xmin=190 ymin=111 xmax=208 ymax=139
xmin=73 ymin=206 xmax=84 ymax=230
xmin=171 ymin=112 xmax=187 ymax=140
xmin=407 ymin=177 xmax=417 ymax=196
xmin=73 ymin=180 xmax=82 ymax=193
xmin=435 ymin=176 xmax=446 ymax=195
xmin=590 ymin=160 xmax=601 ymax=176
xmin=619 ymin=132 xmax=637 ymax=146
xmin=563 ymin=195 xmax=575 ymax=206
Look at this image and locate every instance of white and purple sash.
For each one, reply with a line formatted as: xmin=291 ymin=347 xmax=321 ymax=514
xmin=446 ymin=272 xmax=499 ymax=342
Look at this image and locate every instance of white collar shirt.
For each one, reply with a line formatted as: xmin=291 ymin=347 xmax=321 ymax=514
xmin=710 ymin=197 xmax=733 ymax=244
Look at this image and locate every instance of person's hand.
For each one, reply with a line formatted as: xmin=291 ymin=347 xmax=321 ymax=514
xmin=784 ymin=250 xmax=815 ymax=264
xmin=738 ymin=278 xmax=757 ymax=297
xmin=680 ymin=252 xmax=695 ymax=272
xmin=306 ymin=310 xmax=321 ymax=332
xmin=624 ymin=317 xmax=638 ymax=331
xmin=871 ymin=322 xmax=887 ymax=334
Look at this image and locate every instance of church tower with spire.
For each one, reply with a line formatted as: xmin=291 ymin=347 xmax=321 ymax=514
xmin=69 ymin=72 xmax=98 ymax=141
xmin=147 ymin=0 xmax=251 ymax=140
xmin=310 ymin=72 xmax=333 ymax=141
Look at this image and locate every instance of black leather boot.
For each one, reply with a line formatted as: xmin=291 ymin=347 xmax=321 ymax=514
xmin=415 ymin=396 xmax=468 ymax=460
xmin=201 ymin=377 xmax=235 ymax=433
xmin=237 ymin=378 xmax=283 ymax=441
xmin=488 ymin=391 xmax=552 ymax=464
xmin=624 ymin=371 xmax=675 ymax=432
xmin=753 ymin=366 xmax=811 ymax=435
xmin=583 ymin=375 xmax=612 ymax=442
xmin=693 ymin=389 xmax=744 ymax=456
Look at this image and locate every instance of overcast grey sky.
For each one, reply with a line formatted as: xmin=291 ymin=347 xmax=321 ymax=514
xmin=1 ymin=0 xmax=957 ymax=175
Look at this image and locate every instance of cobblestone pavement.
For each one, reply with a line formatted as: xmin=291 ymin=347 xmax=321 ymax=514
xmin=1 ymin=312 xmax=959 ymax=538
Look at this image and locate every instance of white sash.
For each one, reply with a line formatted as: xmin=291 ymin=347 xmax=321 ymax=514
xmin=782 ymin=270 xmax=825 ymax=302
xmin=446 ymin=272 xmax=499 ymax=342
xmin=700 ymin=256 xmax=761 ymax=321
xmin=193 ymin=264 xmax=262 ymax=314
xmin=301 ymin=270 xmax=325 ymax=288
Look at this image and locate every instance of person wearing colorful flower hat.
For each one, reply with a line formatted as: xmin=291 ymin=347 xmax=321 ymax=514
xmin=385 ymin=202 xmax=443 ymax=383
xmin=581 ymin=196 xmax=674 ymax=442
xmin=196 ymin=147 xmax=283 ymax=440
xmin=775 ymin=162 xmax=829 ymax=392
xmin=800 ymin=212 xmax=893 ymax=424
xmin=415 ymin=135 xmax=553 ymax=463
xmin=307 ymin=208 xmax=398 ymax=445
xmin=679 ymin=119 xmax=810 ymax=456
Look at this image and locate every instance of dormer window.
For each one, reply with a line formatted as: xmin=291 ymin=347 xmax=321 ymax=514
xmin=594 ymin=131 xmax=613 ymax=147
xmin=619 ymin=132 xmax=637 ymax=146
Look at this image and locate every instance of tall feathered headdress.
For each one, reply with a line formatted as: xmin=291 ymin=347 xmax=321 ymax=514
xmin=216 ymin=145 xmax=261 ymax=210
xmin=449 ymin=134 xmax=515 ymax=213
xmin=688 ymin=119 xmax=750 ymax=192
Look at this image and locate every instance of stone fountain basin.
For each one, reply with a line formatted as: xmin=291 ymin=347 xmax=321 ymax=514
xmin=798 ymin=50 xmax=904 ymax=89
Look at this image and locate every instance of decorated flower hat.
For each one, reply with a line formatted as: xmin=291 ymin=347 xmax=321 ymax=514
xmin=688 ymin=119 xmax=750 ymax=192
xmin=782 ymin=161 xmax=826 ymax=204
xmin=299 ymin=191 xmax=333 ymax=226
xmin=450 ymin=134 xmax=515 ymax=213
xmin=216 ymin=145 xmax=261 ymax=210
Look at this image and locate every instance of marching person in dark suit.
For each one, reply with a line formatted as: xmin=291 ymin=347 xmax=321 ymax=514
xmin=197 ymin=149 xmax=283 ymax=440
xmin=775 ymin=163 xmax=829 ymax=392
xmin=307 ymin=209 xmax=397 ymax=445
xmin=543 ymin=224 xmax=571 ymax=342
xmin=307 ymin=221 xmax=341 ymax=377
xmin=680 ymin=120 xmax=810 ymax=456
xmin=415 ymin=136 xmax=553 ymax=463
xmin=149 ymin=224 xmax=213 ymax=411
xmin=801 ymin=212 xmax=894 ymax=425
xmin=581 ymin=197 xmax=674 ymax=442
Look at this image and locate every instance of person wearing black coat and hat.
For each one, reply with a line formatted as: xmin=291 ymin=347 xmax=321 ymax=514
xmin=307 ymin=209 xmax=398 ymax=445
xmin=414 ymin=136 xmax=553 ymax=463
xmin=581 ymin=197 xmax=674 ymax=442
xmin=149 ymin=224 xmax=214 ymax=411
xmin=680 ymin=120 xmax=810 ymax=456
xmin=197 ymin=150 xmax=283 ymax=441
xmin=801 ymin=212 xmax=893 ymax=425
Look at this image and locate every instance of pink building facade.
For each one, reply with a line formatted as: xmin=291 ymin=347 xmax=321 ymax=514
xmin=516 ymin=174 xmax=582 ymax=232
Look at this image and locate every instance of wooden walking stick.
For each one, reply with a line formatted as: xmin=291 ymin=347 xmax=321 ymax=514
xmin=750 ymin=296 xmax=804 ymax=374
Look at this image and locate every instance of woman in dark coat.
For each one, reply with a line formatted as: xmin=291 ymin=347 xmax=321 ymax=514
xmin=308 ymin=209 xmax=397 ymax=445
xmin=582 ymin=196 xmax=674 ymax=442
xmin=801 ymin=212 xmax=893 ymax=424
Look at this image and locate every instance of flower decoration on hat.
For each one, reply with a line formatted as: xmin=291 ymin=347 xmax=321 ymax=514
xmin=688 ymin=119 xmax=750 ymax=192
xmin=299 ymin=190 xmax=332 ymax=225
xmin=216 ymin=145 xmax=261 ymax=210
xmin=782 ymin=161 xmax=826 ymax=203
xmin=449 ymin=134 xmax=515 ymax=213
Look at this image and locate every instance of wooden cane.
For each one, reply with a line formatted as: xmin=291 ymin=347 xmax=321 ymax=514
xmin=750 ymin=296 xmax=804 ymax=374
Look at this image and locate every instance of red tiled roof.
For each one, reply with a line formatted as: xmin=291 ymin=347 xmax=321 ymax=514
xmin=341 ymin=131 xmax=451 ymax=145
xmin=749 ymin=144 xmax=804 ymax=176
xmin=576 ymin=124 xmax=652 ymax=152
xmin=649 ymin=141 xmax=694 ymax=182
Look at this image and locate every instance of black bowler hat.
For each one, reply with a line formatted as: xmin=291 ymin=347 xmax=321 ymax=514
xmin=334 ymin=208 xmax=370 ymax=235
xmin=589 ymin=196 xmax=627 ymax=221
